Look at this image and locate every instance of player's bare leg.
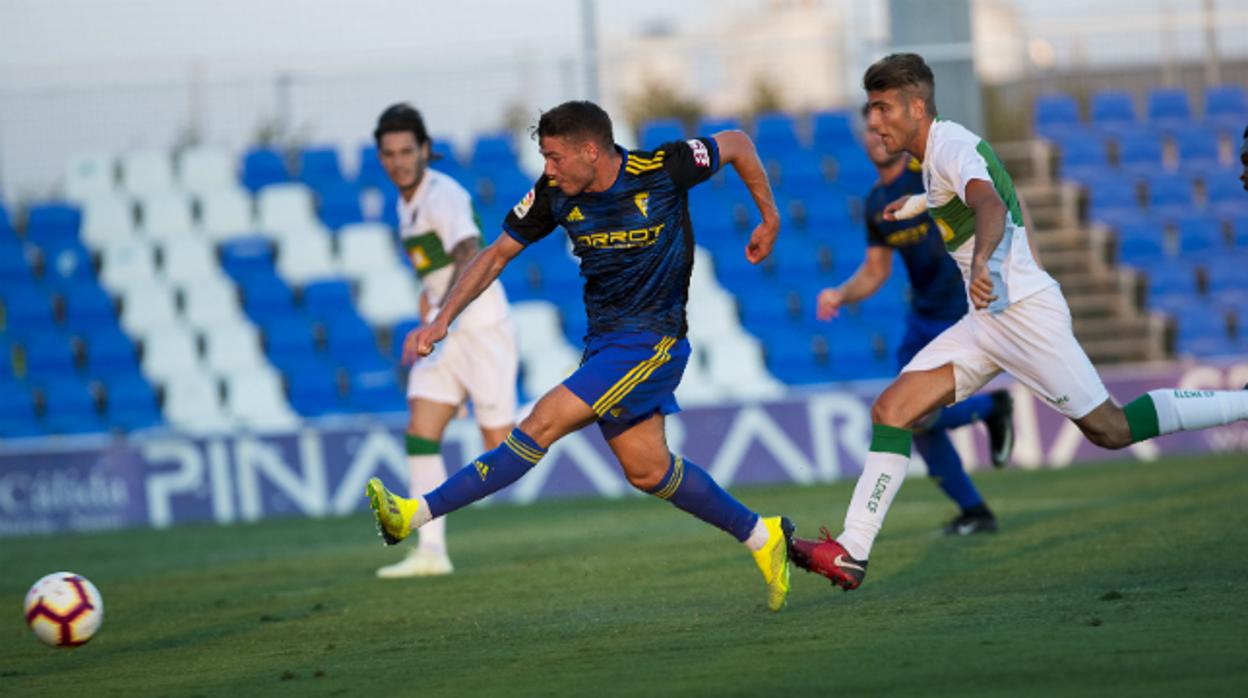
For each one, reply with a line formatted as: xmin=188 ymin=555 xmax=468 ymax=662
xmin=603 ymin=412 xmax=795 ymax=611
xmin=792 ymin=365 xmax=955 ymax=590
xmin=1075 ymin=388 xmax=1248 ymax=450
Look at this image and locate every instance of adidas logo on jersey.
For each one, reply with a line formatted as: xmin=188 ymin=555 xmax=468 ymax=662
xmin=567 ymin=206 xmax=585 ymax=222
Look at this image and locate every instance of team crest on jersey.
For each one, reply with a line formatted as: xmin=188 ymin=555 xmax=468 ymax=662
xmin=634 ymin=192 xmax=650 ymax=218
xmin=687 ymin=139 xmax=710 ymax=167
xmin=935 ymin=218 xmax=955 ymax=242
xmin=513 ymin=189 xmax=536 ymax=219
xmin=567 ymin=206 xmax=585 ymax=222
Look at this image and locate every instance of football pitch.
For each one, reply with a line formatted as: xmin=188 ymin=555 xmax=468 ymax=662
xmin=5 ymin=452 xmax=1247 ymax=697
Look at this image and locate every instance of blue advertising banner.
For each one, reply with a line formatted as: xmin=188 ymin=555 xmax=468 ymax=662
xmin=2 ymin=359 xmax=1245 ymax=537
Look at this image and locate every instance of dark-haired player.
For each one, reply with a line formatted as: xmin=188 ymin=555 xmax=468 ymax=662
xmin=793 ymin=53 xmax=1248 ymax=592
xmin=366 ymin=101 xmax=797 ymax=611
xmin=372 ymin=103 xmax=517 ymax=578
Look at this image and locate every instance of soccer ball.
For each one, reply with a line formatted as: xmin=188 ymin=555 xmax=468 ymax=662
xmin=24 ymin=572 xmax=104 ymax=648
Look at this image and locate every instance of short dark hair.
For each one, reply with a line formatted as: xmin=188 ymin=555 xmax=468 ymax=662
xmin=535 ymin=101 xmax=614 ymax=150
xmin=863 ymin=53 xmax=936 ymax=115
xmin=374 ymin=102 xmax=432 ymax=150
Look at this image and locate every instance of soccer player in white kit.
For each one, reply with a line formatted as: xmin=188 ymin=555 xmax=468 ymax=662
xmin=792 ymin=54 xmax=1248 ymax=591
xmin=372 ymin=103 xmax=519 ymax=578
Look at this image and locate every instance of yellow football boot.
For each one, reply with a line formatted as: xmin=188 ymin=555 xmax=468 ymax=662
xmin=751 ymin=516 xmax=795 ymax=612
xmin=365 ymin=477 xmax=420 ymax=546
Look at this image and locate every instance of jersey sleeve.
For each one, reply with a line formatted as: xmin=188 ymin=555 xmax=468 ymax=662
xmin=429 ymin=181 xmax=482 ymax=251
xmin=932 ymin=137 xmax=992 ymax=203
xmin=502 ymin=176 xmax=559 ymax=246
xmin=660 ymin=136 xmax=721 ymax=190
xmin=863 ymin=189 xmax=888 ymax=247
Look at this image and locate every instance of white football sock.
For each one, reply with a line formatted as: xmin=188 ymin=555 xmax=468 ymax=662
xmin=838 ymin=451 xmax=909 ymax=560
xmin=408 ymin=454 xmax=447 ymax=553
xmin=1146 ymin=388 xmax=1248 ymax=436
xmin=744 ymin=517 xmax=771 ymax=552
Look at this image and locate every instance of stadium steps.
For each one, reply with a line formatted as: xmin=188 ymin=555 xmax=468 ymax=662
xmin=1001 ymin=143 xmax=1167 ymax=364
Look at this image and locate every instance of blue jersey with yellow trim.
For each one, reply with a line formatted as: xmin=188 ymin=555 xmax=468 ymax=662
xmin=865 ymin=159 xmax=966 ymax=322
xmin=503 ymin=137 xmax=720 ymax=340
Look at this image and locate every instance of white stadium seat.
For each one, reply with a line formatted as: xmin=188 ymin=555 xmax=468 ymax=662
xmin=121 ymin=149 xmax=177 ymax=197
xmin=509 ymin=301 xmax=581 ymax=397
xmin=706 ymin=335 xmax=786 ymax=401
xmin=356 ymin=269 xmax=420 ymax=325
xmin=223 ymin=368 xmax=299 ymax=433
xmin=338 ymin=222 xmax=403 ymax=279
xmin=100 ymin=238 xmax=160 ymax=293
xmin=200 ymin=188 xmax=256 ymax=242
xmin=119 ymin=282 xmax=180 ymax=338
xmin=140 ymin=325 xmax=202 ymax=384
xmin=159 ymin=236 xmax=222 ymax=285
xmin=178 ymin=145 xmax=237 ymax=196
xmin=274 ymin=230 xmax=339 ymax=284
xmin=203 ymin=322 xmax=268 ymax=376
xmin=257 ymin=182 xmax=320 ymax=235
xmin=138 ymin=192 xmax=198 ymax=241
xmin=80 ymin=195 xmax=136 ymax=248
xmin=63 ymin=153 xmax=116 ymax=201
xmin=163 ymin=373 xmax=234 ymax=434
xmin=180 ymin=276 xmax=244 ymax=330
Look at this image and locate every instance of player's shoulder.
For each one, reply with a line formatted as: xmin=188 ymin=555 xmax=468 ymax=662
xmin=929 ymin=119 xmax=984 ymax=158
xmin=623 ymin=144 xmax=673 ymax=178
xmin=422 ymin=168 xmax=473 ymax=206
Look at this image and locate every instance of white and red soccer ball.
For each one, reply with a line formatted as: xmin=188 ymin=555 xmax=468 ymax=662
xmin=24 ymin=572 xmax=104 ymax=647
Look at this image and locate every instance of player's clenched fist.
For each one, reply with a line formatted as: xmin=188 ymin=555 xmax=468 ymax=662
xmin=968 ymin=262 xmax=997 ymax=310
xmin=402 ymin=322 xmax=448 ymax=365
xmin=816 ymin=287 xmax=845 ymax=320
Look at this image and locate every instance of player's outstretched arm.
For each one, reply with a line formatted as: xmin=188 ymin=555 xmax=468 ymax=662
xmin=964 ymin=178 xmax=1007 ymax=310
xmin=817 ymin=247 xmax=893 ymax=320
xmin=712 ymin=130 xmax=780 ymax=263
xmin=404 ymin=234 xmax=524 ymax=362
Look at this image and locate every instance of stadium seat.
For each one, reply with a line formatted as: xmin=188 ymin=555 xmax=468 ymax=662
xmin=1090 ymin=90 xmax=1138 ymax=128
xmin=140 ymin=325 xmax=202 ymax=384
xmin=160 ymin=236 xmax=222 ymax=285
xmin=241 ymin=275 xmax=297 ymax=322
xmin=99 ymin=238 xmax=160 ymax=292
xmin=62 ymin=284 xmax=118 ymax=334
xmin=103 ymin=373 xmax=162 ymax=431
xmin=262 ymin=315 xmax=318 ymax=356
xmin=83 ymin=328 xmax=141 ymax=379
xmin=37 ymin=239 xmax=95 ymax=285
xmin=203 ymin=322 xmax=267 ymax=376
xmin=1172 ymin=126 xmax=1223 ymax=174
xmin=163 ymin=373 xmax=233 ymax=434
xmin=119 ymin=283 xmax=180 ymax=338
xmin=639 ymin=119 xmax=685 ymax=149
xmin=1115 ymin=129 xmax=1164 ymax=175
xmin=287 ymin=369 xmax=346 ymax=417
xmin=26 ymin=203 xmax=83 ymax=246
xmin=1032 ymin=93 xmax=1080 ymax=141
xmin=753 ymin=112 xmax=802 ymax=153
xmin=178 ymin=145 xmax=238 ymax=196
xmin=316 ymin=183 xmax=365 ymax=231
xmin=39 ymin=377 xmax=108 ymax=435
xmin=121 ymin=149 xmax=177 ymax=197
xmin=356 ymin=145 xmax=390 ymax=190
xmin=1205 ymin=174 xmax=1248 ymax=218
xmin=338 ymin=222 xmax=400 ymax=279
xmin=1143 ymin=263 xmax=1199 ymax=297
xmin=1144 ymin=173 xmax=1195 ymax=215
xmin=707 ymin=334 xmax=785 ymax=398
xmin=63 ymin=153 xmax=117 ymax=201
xmin=1146 ymin=88 xmax=1192 ymax=130
xmin=22 ymin=333 xmax=79 ymax=377
xmin=258 ymin=182 xmax=322 ymax=235
xmin=302 ymin=278 xmax=356 ymax=317
xmin=1088 ymin=178 xmax=1141 ymax=226
xmin=469 ymin=132 xmax=519 ymax=172
xmin=298 ymin=147 xmax=346 ymax=190
xmin=325 ymin=318 xmax=385 ymax=371
xmin=223 ymin=367 xmax=298 ymax=432
xmin=79 ymin=195 xmax=137 ymax=248
xmin=812 ymin=110 xmax=856 ymax=152
xmin=1174 ymin=214 xmax=1222 ymax=256
xmin=138 ymin=192 xmax=198 ymax=241
xmin=200 ymin=188 xmax=256 ymax=242
xmin=274 ymin=230 xmax=339 ymax=283
xmin=1055 ymin=131 xmax=1111 ymax=184
xmin=345 ymin=366 xmax=405 ymax=413
xmin=219 ymin=236 xmax=276 ymax=279
xmin=180 ymin=276 xmax=245 ymax=330
xmin=1204 ymin=85 xmax=1247 ymax=130
xmin=0 ymin=238 xmax=33 ymax=286
xmin=357 ymin=270 xmax=420 ymax=325
xmin=242 ymin=147 xmax=290 ymax=193
xmin=1206 ymin=253 xmax=1248 ymax=292
xmin=696 ymin=116 xmax=742 ymax=136
xmin=2 ymin=285 xmax=57 ymax=335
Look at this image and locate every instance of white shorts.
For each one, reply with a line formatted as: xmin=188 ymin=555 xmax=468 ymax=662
xmin=406 ymin=318 xmax=519 ymax=429
xmin=901 ymin=285 xmax=1110 ymax=419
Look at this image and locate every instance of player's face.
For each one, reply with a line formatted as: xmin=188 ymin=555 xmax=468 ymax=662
xmin=539 ymin=135 xmax=598 ymax=195
xmin=864 ymin=127 xmax=903 ymax=169
xmin=865 ymin=88 xmax=923 ymax=156
xmin=378 ymin=132 xmax=429 ymax=192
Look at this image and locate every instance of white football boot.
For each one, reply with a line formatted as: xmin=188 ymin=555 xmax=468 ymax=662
xmin=376 ymin=548 xmax=454 ymax=578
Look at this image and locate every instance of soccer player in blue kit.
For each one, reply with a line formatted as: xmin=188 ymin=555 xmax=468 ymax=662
xmin=365 ymin=101 xmax=797 ymax=612
xmin=814 ymin=118 xmax=1014 ymax=535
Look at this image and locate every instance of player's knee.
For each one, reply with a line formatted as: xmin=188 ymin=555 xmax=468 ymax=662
xmin=1080 ymin=423 xmax=1132 ymax=450
xmin=620 ymin=453 xmax=668 ymax=491
xmin=871 ymin=397 xmax=908 ymax=428
xmin=517 ymin=412 xmax=556 ymax=447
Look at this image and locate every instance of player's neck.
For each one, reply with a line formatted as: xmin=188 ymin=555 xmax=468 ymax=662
xmin=584 ymin=150 xmax=624 ymax=194
xmin=876 ymin=157 xmax=908 ymax=186
xmin=909 ymin=116 xmax=936 ymax=162
xmin=399 ymin=169 xmax=428 ymax=202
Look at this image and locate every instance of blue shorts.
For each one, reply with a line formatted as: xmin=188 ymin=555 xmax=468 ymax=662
xmin=896 ymin=313 xmax=960 ymax=369
xmin=563 ymin=331 xmax=690 ymax=429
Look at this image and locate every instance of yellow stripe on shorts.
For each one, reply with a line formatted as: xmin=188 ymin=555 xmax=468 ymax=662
xmin=591 ymin=337 xmax=677 ymax=416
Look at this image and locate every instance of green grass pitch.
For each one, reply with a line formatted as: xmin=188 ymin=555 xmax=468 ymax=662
xmin=4 ymin=453 xmax=1247 ymax=697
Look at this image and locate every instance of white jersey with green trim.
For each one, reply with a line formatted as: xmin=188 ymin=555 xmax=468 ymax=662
xmin=397 ymin=168 xmax=509 ymax=330
xmin=921 ymin=118 xmax=1057 ymax=314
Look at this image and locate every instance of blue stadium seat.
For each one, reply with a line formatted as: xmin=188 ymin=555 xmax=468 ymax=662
xmin=38 ymin=377 xmax=106 ymax=434
xmin=1115 ymin=129 xmax=1163 ymax=175
xmin=357 ymin=145 xmax=391 ymax=191
xmin=0 ymin=202 xmax=13 ymax=236
xmin=1055 ymin=131 xmax=1111 ymax=184
xmin=1144 ymin=173 xmax=1195 ymax=214
xmin=38 ymin=240 xmax=95 ymax=286
xmin=23 ymin=333 xmax=79 ymax=377
xmin=287 ymin=370 xmax=346 ymax=417
xmin=1146 ymin=88 xmax=1192 ymax=129
xmin=1172 ymin=126 xmax=1222 ymax=174
xmin=219 ymin=236 xmax=276 ymax=279
xmin=242 ymin=147 xmax=290 ymax=192
xmin=325 ymin=318 xmax=386 ymax=371
xmin=299 ymin=147 xmax=345 ymax=189
xmin=241 ymin=275 xmax=296 ymax=321
xmin=831 ymin=146 xmax=875 ymax=192
xmin=1088 ymin=178 xmax=1141 ymax=226
xmin=1033 ymin=93 xmax=1080 ymax=141
xmin=1174 ymin=214 xmax=1223 ymax=256
xmin=1206 ymin=174 xmax=1248 ymax=219
xmin=26 ymin=203 xmax=82 ymax=241
xmin=316 ymin=183 xmax=364 ymax=231
xmin=469 ymin=132 xmax=519 ymax=172
xmin=268 ymin=353 xmax=336 ymax=384
xmin=753 ymin=112 xmax=802 ymax=154
xmin=696 ymin=116 xmax=742 ymax=136
xmin=388 ymin=318 xmax=421 ymax=362
xmin=346 ymin=366 xmax=404 ymax=413
xmin=639 ymin=119 xmax=685 ymax=149
xmin=1090 ymin=90 xmax=1138 ymax=128
xmin=1116 ymin=221 xmax=1167 ymax=264
xmin=0 ymin=239 xmax=33 ymax=285
xmin=2 ymin=285 xmax=57 ymax=334
xmin=302 ymin=278 xmax=355 ymax=316
xmin=262 ymin=316 xmax=318 ymax=356
xmin=0 ymin=378 xmax=40 ymax=436
xmin=1206 ymin=253 xmax=1248 ymax=292
xmin=1143 ymin=263 xmax=1199 ymax=297
xmin=83 ymin=328 xmax=140 ymax=378
xmin=103 ymin=374 xmax=162 ymax=431
xmin=812 ymin=110 xmax=856 ymax=151
xmin=62 ymin=284 xmax=117 ymax=333
xmin=1204 ymin=85 xmax=1247 ymax=130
